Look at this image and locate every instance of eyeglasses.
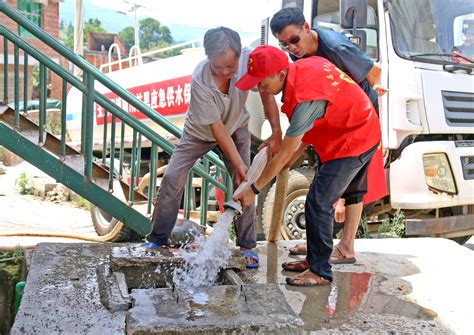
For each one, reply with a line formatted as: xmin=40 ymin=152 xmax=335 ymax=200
xmin=278 ymin=29 xmax=303 ymax=49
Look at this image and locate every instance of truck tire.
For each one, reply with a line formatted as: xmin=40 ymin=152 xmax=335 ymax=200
xmin=90 ymin=205 xmax=139 ymax=242
xmin=261 ymin=167 xmax=315 ymax=240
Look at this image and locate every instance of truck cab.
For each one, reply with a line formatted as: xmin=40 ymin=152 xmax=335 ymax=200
xmin=255 ymin=0 xmax=473 ymax=242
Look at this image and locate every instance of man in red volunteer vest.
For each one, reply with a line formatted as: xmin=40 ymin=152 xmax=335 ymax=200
xmin=234 ymin=45 xmax=381 ymax=286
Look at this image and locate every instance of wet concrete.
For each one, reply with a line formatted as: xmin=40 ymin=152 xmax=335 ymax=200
xmin=13 ymin=243 xmax=303 ymax=334
xmin=11 ymin=243 xmax=126 ymax=334
xmin=127 ymin=285 xmax=303 ymax=334
xmin=251 ymin=239 xmax=473 ymax=334
xmin=12 ymin=238 xmax=474 ymax=334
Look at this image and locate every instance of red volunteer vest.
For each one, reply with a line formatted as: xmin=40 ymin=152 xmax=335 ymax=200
xmin=281 ymin=57 xmax=381 ymax=162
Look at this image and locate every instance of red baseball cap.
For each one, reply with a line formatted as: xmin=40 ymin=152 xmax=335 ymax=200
xmin=235 ymin=45 xmax=289 ymax=91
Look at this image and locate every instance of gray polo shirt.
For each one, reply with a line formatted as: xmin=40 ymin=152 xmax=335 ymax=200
xmin=183 ymin=47 xmax=252 ymax=142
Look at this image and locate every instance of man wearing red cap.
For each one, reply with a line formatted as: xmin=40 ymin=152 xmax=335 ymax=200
xmin=234 ymin=45 xmax=381 ymax=286
xmin=269 ymin=7 xmax=387 ymax=264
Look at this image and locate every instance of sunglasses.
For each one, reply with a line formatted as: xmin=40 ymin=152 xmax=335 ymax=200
xmin=278 ymin=29 xmax=303 ymax=49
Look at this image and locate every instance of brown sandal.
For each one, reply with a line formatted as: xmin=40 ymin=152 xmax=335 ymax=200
xmin=282 ymin=259 xmax=309 ymax=272
xmin=330 ymin=245 xmax=356 ymax=264
xmin=288 ymin=243 xmax=307 ymax=255
xmin=286 ymin=270 xmax=331 ymax=287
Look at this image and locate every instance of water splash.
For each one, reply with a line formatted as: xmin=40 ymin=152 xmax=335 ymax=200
xmin=172 ymin=209 xmax=235 ymax=288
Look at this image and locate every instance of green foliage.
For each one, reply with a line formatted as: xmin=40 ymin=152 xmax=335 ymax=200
xmin=45 ymin=117 xmax=61 ymax=135
xmin=378 ymin=208 xmax=406 ymax=237
xmin=73 ymin=197 xmax=91 ymax=210
xmin=31 ymin=65 xmax=39 ymax=87
xmin=59 ymin=20 xmax=74 ymax=49
xmin=356 ymin=214 xmax=371 ymax=238
xmin=119 ymin=17 xmax=174 ymax=53
xmin=15 ymin=172 xmax=33 ymax=195
xmin=0 ymin=246 xmax=23 ymax=282
xmin=84 ymin=18 xmax=107 ymax=39
xmin=0 ymin=245 xmax=23 ymax=263
xmin=59 ymin=18 xmax=107 ymax=50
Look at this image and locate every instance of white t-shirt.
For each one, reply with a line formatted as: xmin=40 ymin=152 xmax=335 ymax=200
xmin=183 ymin=47 xmax=253 ymax=142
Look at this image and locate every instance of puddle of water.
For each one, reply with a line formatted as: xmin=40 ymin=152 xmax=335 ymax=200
xmin=285 ymin=272 xmax=437 ymax=331
xmin=172 ymin=209 xmax=235 ymax=288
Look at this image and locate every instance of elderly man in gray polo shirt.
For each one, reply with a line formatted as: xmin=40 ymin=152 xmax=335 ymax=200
xmin=142 ymin=27 xmax=281 ymax=268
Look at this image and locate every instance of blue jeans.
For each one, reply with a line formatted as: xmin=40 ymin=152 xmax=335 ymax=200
xmin=305 ymin=144 xmax=378 ymax=281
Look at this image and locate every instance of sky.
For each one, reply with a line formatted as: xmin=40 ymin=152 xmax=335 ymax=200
xmin=60 ymin=0 xmax=282 ymax=41
xmin=88 ymin=0 xmax=281 ymax=32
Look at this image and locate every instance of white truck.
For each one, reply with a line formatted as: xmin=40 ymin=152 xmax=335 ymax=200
xmin=67 ymin=0 xmax=474 ymax=243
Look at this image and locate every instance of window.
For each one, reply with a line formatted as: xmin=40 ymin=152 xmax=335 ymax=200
xmin=17 ymin=0 xmax=43 ymax=38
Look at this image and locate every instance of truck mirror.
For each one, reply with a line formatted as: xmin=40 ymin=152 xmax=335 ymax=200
xmin=340 ymin=0 xmax=368 ymax=29
xmin=341 ymin=29 xmax=367 ymax=52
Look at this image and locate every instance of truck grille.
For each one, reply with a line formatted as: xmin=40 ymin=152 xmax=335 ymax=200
xmin=442 ymin=91 xmax=474 ymax=126
xmin=461 ymin=156 xmax=474 ymax=180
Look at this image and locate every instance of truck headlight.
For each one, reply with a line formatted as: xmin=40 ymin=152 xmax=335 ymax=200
xmin=423 ymin=153 xmax=457 ymax=194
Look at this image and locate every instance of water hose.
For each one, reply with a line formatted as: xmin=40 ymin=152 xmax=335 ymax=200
xmin=223 ymin=147 xmax=269 ymax=215
xmin=0 ymin=220 xmax=125 ymax=247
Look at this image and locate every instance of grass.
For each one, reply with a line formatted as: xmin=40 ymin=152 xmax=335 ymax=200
xmin=15 ymin=172 xmax=33 ymax=195
xmin=356 ymin=214 xmax=371 ymax=238
xmin=378 ymin=208 xmax=406 ymax=237
xmin=0 ymin=245 xmax=23 ymax=282
xmin=73 ymin=197 xmax=91 ymax=210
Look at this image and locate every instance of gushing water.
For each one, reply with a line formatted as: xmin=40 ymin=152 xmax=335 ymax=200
xmin=172 ymin=147 xmax=269 ymax=289
xmin=172 ymin=209 xmax=235 ymax=288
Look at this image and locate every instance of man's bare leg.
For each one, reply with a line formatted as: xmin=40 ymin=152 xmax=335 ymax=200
xmin=335 ymin=201 xmax=363 ymax=259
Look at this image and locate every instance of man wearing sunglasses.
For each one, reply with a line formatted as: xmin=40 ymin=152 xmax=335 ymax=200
xmin=267 ymin=7 xmax=387 ymax=268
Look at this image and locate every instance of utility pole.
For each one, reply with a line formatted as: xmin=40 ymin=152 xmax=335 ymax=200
xmin=133 ymin=0 xmax=139 ymax=48
xmin=73 ymin=0 xmax=84 ymax=77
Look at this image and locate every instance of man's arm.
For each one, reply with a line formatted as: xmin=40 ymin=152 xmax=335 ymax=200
xmin=233 ymin=134 xmax=303 ymax=207
xmin=366 ymin=63 xmax=381 ymax=87
xmin=258 ymin=92 xmax=282 ymax=157
xmin=234 ymin=100 xmax=327 ymax=207
xmin=210 ymin=120 xmax=248 ymax=185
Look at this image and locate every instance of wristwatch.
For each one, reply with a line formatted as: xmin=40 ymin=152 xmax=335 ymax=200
xmin=250 ymin=183 xmax=261 ymax=195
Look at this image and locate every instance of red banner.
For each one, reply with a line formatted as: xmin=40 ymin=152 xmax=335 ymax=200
xmin=95 ymin=75 xmax=192 ymax=125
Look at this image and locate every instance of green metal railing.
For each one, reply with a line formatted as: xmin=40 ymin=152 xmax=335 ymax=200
xmin=0 ymin=2 xmax=232 ymax=233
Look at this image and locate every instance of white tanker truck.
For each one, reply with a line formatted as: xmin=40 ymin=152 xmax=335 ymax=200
xmin=67 ymin=0 xmax=474 ymax=243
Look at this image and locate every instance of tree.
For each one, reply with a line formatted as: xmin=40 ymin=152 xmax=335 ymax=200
xmin=84 ymin=18 xmax=107 ymax=40
xmin=119 ymin=17 xmax=173 ymax=53
xmin=59 ymin=20 xmax=74 ymax=49
xmin=59 ymin=18 xmax=108 ymax=49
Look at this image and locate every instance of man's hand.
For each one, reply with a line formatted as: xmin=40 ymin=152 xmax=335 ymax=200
xmin=334 ymin=198 xmax=346 ymax=223
xmin=233 ymin=187 xmax=255 ymax=208
xmin=234 ymin=163 xmax=248 ymax=186
xmin=258 ymin=131 xmax=282 ymax=158
xmin=373 ymin=84 xmax=389 ymax=97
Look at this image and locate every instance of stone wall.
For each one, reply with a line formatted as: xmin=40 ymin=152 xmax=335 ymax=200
xmin=0 ymin=269 xmax=15 ymax=334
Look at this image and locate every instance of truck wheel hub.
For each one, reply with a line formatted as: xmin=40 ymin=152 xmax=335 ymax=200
xmin=283 ymin=196 xmax=307 ymax=239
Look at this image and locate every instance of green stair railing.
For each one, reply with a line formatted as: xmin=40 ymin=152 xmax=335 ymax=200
xmin=0 ymin=1 xmax=232 ymax=235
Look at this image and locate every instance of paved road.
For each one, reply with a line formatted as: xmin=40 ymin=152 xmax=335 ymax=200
xmin=0 ymin=161 xmax=98 ymax=250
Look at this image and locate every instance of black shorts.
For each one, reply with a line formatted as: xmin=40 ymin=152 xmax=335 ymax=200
xmin=341 ymin=144 xmax=377 ymax=205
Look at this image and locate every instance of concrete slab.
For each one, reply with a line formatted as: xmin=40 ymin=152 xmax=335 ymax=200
xmin=11 ymin=243 xmax=126 ymax=334
xmin=11 ymin=238 xmax=474 ymax=334
xmin=13 ymin=243 xmax=303 ymax=334
xmin=127 ymin=285 xmax=303 ymax=334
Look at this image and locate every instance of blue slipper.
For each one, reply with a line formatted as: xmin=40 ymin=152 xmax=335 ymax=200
xmin=138 ymin=242 xmax=159 ymax=250
xmin=241 ymin=250 xmax=259 ymax=269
